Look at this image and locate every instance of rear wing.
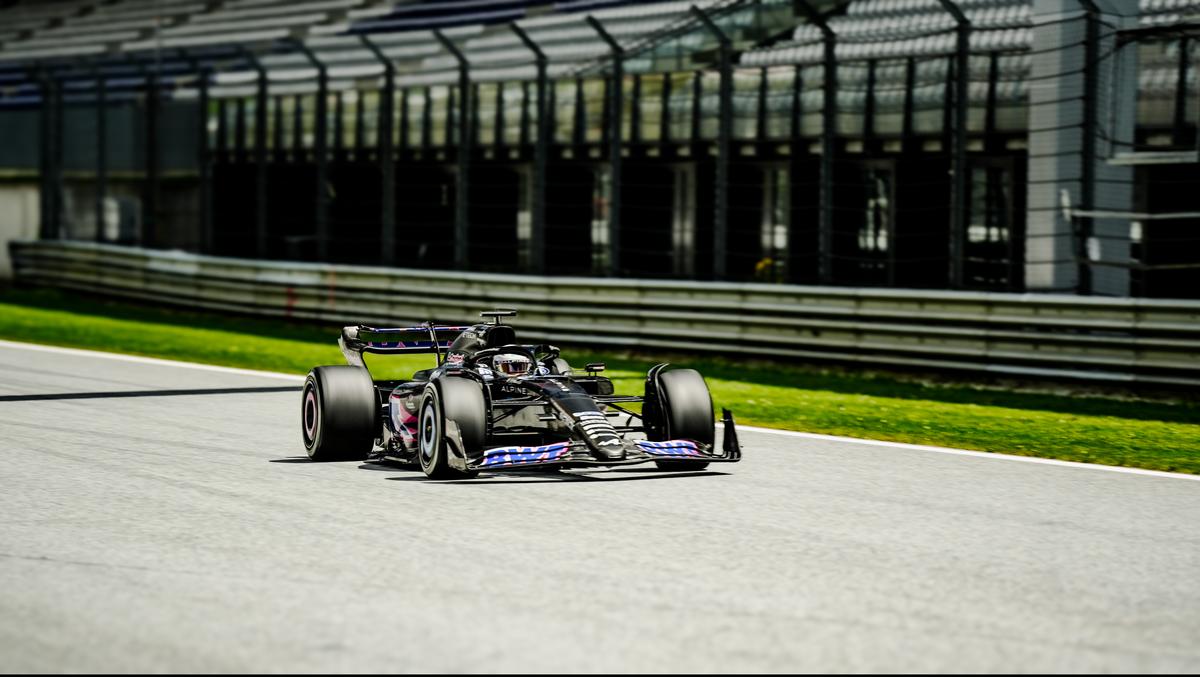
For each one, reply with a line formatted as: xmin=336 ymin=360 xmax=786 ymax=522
xmin=339 ymin=324 xmax=469 ymax=368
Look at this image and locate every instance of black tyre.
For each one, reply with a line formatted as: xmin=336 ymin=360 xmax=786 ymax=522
xmin=302 ymin=366 xmax=378 ymax=461
xmin=548 ymin=357 xmax=572 ymax=376
xmin=418 ymin=377 xmax=486 ymax=479
xmin=651 ymin=368 xmax=715 ymax=471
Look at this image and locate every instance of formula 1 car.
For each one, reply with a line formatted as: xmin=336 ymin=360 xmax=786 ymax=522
xmin=300 ymin=310 xmax=741 ymax=478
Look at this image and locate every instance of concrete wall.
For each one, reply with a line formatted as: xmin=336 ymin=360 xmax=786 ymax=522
xmin=1024 ymin=0 xmax=1138 ymax=295
xmin=0 ymin=184 xmax=39 ymax=279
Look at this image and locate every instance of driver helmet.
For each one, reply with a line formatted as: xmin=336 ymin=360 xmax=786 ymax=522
xmin=493 ymin=353 xmax=532 ymax=377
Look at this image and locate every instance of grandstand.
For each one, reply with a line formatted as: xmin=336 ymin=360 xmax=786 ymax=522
xmin=0 ymin=0 xmax=1197 ymax=298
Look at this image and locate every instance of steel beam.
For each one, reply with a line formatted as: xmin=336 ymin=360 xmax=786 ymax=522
xmin=511 ymin=23 xmax=549 ymax=275
xmin=360 ymin=35 xmax=397 ymax=266
xmin=144 ymin=69 xmax=159 ymax=248
xmin=936 ymin=0 xmax=971 ymax=289
xmin=795 ymin=0 xmax=836 ymax=284
xmin=435 ymin=29 xmax=472 ymax=270
xmin=291 ymin=41 xmax=329 ymax=261
xmin=94 ymin=66 xmax=107 ymax=243
xmin=691 ymin=5 xmax=733 ymax=281
xmin=587 ymin=15 xmax=624 ymax=276
xmin=238 ymin=47 xmax=269 ymax=257
xmin=1078 ymin=0 xmax=1101 ymax=294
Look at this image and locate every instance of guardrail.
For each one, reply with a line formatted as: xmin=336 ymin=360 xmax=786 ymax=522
xmin=10 ymin=240 xmax=1200 ymax=387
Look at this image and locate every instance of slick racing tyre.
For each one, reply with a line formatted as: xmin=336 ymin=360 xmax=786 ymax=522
xmin=651 ymin=368 xmax=715 ymax=471
xmin=302 ymin=366 xmax=378 ymax=461
xmin=418 ymin=377 xmax=486 ymax=479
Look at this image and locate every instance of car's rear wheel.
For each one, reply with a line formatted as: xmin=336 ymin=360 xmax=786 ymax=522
xmin=649 ymin=368 xmax=714 ymax=471
xmin=302 ymin=366 xmax=378 ymax=461
xmin=418 ymin=377 xmax=486 ymax=479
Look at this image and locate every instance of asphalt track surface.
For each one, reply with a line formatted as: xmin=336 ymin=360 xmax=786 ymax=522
xmin=1 ymin=342 xmax=1199 ymax=673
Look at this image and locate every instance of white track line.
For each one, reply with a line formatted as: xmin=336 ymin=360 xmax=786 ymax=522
xmin=2 ymin=339 xmax=1196 ymax=482
xmin=727 ymin=423 xmax=1200 ymax=482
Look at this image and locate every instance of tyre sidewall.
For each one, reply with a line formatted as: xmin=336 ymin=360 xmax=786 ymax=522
xmin=302 ymin=375 xmax=323 ymax=455
xmin=417 ymin=385 xmax=446 ymax=476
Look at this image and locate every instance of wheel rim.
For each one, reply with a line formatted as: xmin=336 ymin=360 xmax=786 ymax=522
xmin=419 ymin=398 xmax=438 ymax=463
xmin=303 ymin=387 xmax=318 ymax=443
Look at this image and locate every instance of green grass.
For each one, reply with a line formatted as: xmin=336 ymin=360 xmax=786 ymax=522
xmin=2 ymin=287 xmax=1199 ymax=474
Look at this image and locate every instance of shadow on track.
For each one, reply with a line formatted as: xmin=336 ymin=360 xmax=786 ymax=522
xmin=0 ymin=386 xmax=298 ymax=402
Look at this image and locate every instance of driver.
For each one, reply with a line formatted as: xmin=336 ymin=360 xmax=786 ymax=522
xmin=493 ymin=352 xmax=532 ymax=377
xmin=490 ymin=352 xmax=550 ymax=379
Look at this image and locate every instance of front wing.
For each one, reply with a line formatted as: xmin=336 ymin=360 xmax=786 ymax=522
xmin=446 ymin=409 xmax=743 ymax=472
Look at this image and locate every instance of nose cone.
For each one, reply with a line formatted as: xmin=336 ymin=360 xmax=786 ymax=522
xmin=573 ymin=410 xmax=624 ymax=459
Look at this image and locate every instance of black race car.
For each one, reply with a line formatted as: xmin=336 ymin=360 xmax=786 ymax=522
xmin=300 ymin=310 xmax=741 ymax=478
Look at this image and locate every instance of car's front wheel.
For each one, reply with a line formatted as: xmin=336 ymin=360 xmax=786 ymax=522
xmin=418 ymin=377 xmax=486 ymax=479
xmin=648 ymin=368 xmax=715 ymax=471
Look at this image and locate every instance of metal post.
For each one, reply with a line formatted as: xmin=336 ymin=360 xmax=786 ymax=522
xmin=493 ymin=81 xmax=503 ymax=152
xmin=519 ymin=81 xmax=530 ymax=147
xmin=692 ymin=6 xmax=733 ymax=280
xmin=1078 ymin=0 xmax=1101 ymax=295
xmin=661 ymin=72 xmax=672 ymax=144
xmin=292 ymin=95 xmax=303 ymax=155
xmin=94 ymin=66 xmax=107 ymax=242
xmin=796 ymin=0 xmax=836 ymax=284
xmin=239 ymin=47 xmax=269 ymax=257
xmin=421 ymin=86 xmax=432 ymax=152
xmin=985 ymin=51 xmax=998 ymax=144
xmin=587 ymin=15 xmax=623 ymax=276
xmin=36 ymin=67 xmax=58 ymax=240
xmin=198 ymin=67 xmax=212 ymax=253
xmin=757 ymin=67 xmax=769 ymax=142
xmin=572 ymin=76 xmax=585 ymax=148
xmin=291 ymin=41 xmax=329 ymax=261
xmin=936 ymin=0 xmax=970 ymax=289
xmin=354 ymin=87 xmax=366 ymax=153
xmin=399 ymin=88 xmax=410 ymax=153
xmin=272 ymin=88 xmax=285 ymax=157
xmin=360 ymin=35 xmax=397 ymax=266
xmin=902 ymin=56 xmax=916 ymax=148
xmin=512 ymin=23 xmax=548 ymax=275
xmin=333 ymin=90 xmax=344 ymax=156
xmin=434 ymin=29 xmax=472 ymax=270
xmin=632 ymin=73 xmax=643 ymax=144
xmin=144 ymin=69 xmax=159 ymax=247
xmin=1174 ymin=36 xmax=1190 ymax=145
xmin=864 ymin=59 xmax=877 ymax=141
xmin=790 ymin=64 xmax=802 ymax=140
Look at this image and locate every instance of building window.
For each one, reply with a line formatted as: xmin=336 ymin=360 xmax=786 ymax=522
xmin=860 ymin=169 xmax=891 ymax=253
xmin=966 ymin=162 xmax=1019 ymax=290
xmin=516 ymin=167 xmax=532 ymax=271
xmin=759 ymin=166 xmax=790 ymax=281
xmin=672 ymin=166 xmax=697 ymax=277
xmin=591 ymin=167 xmax=610 ymax=274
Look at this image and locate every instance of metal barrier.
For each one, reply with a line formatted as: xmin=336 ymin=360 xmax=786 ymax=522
xmin=10 ymin=240 xmax=1200 ymax=387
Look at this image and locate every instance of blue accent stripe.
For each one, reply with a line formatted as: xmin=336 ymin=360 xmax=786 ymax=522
xmin=480 ymin=442 xmax=570 ymax=467
xmin=636 ymin=440 xmax=704 ymax=458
